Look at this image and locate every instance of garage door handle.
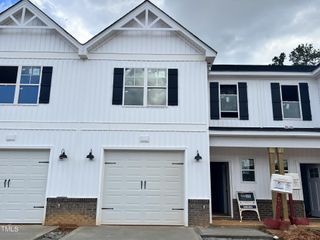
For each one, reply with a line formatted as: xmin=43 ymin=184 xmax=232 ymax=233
xmin=4 ymin=179 xmax=7 ymax=188
xmin=141 ymin=181 xmax=143 ymax=190
xmin=7 ymin=179 xmax=10 ymax=188
xmin=144 ymin=180 xmax=146 ymax=189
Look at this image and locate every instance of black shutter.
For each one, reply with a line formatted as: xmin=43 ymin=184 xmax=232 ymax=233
xmin=299 ymin=83 xmax=312 ymax=121
xmin=238 ymin=82 xmax=249 ymax=120
xmin=210 ymin=82 xmax=219 ymax=119
xmin=271 ymin=83 xmax=283 ymax=121
xmin=0 ymin=66 xmax=18 ymax=83
xmin=168 ymin=69 xmax=178 ymax=106
xmin=112 ymin=68 xmax=124 ymax=105
xmin=39 ymin=67 xmax=53 ymax=104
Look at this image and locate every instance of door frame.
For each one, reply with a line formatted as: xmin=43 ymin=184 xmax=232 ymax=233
xmin=0 ymin=146 xmax=53 ymax=225
xmin=300 ymin=163 xmax=320 ymax=217
xmin=97 ymin=146 xmax=187 ymax=226
xmin=210 ymin=161 xmax=232 ymax=216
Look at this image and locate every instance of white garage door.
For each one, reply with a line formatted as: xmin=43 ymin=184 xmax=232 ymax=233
xmin=0 ymin=150 xmax=49 ymax=223
xmin=101 ymin=150 xmax=184 ymax=225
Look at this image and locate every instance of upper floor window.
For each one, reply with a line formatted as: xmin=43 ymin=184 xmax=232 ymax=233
xmin=0 ymin=66 xmax=52 ymax=105
xmin=124 ymin=68 xmax=144 ymax=106
xmin=19 ymin=66 xmax=41 ymax=104
xmin=220 ymin=84 xmax=238 ymax=118
xmin=281 ymin=85 xmax=301 ymax=119
xmin=147 ymin=69 xmax=167 ymax=106
xmin=123 ymin=68 xmax=167 ymax=106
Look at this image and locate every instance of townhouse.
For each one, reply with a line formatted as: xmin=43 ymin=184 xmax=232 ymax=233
xmin=0 ymin=0 xmax=319 ymax=227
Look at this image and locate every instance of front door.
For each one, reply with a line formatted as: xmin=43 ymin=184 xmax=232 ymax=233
xmin=211 ymin=162 xmax=230 ymax=215
xmin=307 ymin=165 xmax=320 ymax=217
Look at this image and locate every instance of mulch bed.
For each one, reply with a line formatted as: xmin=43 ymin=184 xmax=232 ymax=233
xmin=268 ymin=226 xmax=320 ymax=240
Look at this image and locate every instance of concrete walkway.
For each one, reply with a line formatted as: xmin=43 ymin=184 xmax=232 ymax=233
xmin=62 ymin=226 xmax=201 ymax=240
xmin=199 ymin=227 xmax=273 ymax=239
xmin=0 ymin=225 xmax=56 ymax=240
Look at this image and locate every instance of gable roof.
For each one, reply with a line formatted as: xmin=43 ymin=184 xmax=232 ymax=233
xmin=0 ymin=0 xmax=216 ymax=60
xmin=83 ymin=0 xmax=217 ymax=62
xmin=0 ymin=0 xmax=81 ymax=52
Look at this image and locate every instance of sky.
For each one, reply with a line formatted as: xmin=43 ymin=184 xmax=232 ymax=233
xmin=0 ymin=0 xmax=319 ymax=64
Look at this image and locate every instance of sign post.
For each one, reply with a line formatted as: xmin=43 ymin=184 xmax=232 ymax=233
xmin=236 ymin=192 xmax=261 ymax=222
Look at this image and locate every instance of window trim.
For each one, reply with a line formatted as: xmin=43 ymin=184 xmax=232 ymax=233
xmin=122 ymin=67 xmax=168 ymax=108
xmin=240 ymin=158 xmax=255 ymax=183
xmin=0 ymin=65 xmax=43 ymax=105
xmin=280 ymin=84 xmax=302 ymax=120
xmin=219 ymin=83 xmax=240 ymax=119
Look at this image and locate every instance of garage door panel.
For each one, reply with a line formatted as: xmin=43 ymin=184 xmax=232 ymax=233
xmin=102 ymin=150 xmax=184 ymax=225
xmin=0 ymin=150 xmax=49 ymax=223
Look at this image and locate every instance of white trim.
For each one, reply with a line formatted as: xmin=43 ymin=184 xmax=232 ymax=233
xmin=209 ymin=157 xmax=234 ymax=219
xmin=84 ymin=2 xmax=216 ymax=61
xmin=210 ymin=71 xmax=314 ymax=78
xmin=210 ymin=131 xmax=320 ymax=138
xmin=122 ymin=67 xmax=169 ymax=107
xmin=97 ymin=146 xmax=188 ymax=226
xmin=219 ymin=83 xmax=240 ymax=120
xmin=240 ymin=158 xmax=256 ymax=183
xmin=280 ymin=84 xmax=302 ymax=121
xmin=0 ymin=52 xmax=205 ymax=61
xmin=0 ymin=52 xmax=80 ymax=60
xmin=0 ymin=1 xmax=81 ymax=52
xmin=0 ymin=25 xmax=53 ymax=29
xmin=0 ymin=65 xmax=43 ymax=105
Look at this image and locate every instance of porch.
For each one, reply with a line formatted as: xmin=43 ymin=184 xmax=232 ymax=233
xmin=209 ymin=146 xmax=320 ymax=221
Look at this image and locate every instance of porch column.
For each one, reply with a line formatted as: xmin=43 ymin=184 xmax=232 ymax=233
xmin=277 ymin=148 xmax=289 ymax=220
xmin=268 ymin=148 xmax=277 ymax=218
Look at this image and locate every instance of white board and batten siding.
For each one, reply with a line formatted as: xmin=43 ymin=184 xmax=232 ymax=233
xmin=0 ymin=149 xmax=49 ymax=223
xmin=0 ymin=29 xmax=78 ymax=54
xmin=209 ymin=76 xmax=320 ymax=129
xmin=101 ymin=150 xmax=184 ymax=225
xmin=90 ymin=31 xmax=204 ymax=56
xmin=0 ymin=1 xmax=213 ymax=226
xmin=0 ymin=28 xmax=211 ymax=199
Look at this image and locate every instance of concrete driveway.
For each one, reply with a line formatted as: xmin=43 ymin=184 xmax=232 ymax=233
xmin=62 ymin=226 xmax=201 ymax=240
xmin=0 ymin=225 xmax=56 ymax=240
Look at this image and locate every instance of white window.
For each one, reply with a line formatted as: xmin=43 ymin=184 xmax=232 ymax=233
xmin=241 ymin=159 xmax=255 ymax=182
xmin=220 ymin=84 xmax=238 ymax=118
xmin=147 ymin=69 xmax=167 ymax=106
xmin=123 ymin=68 xmax=167 ymax=106
xmin=281 ymin=85 xmax=301 ymax=119
xmin=124 ymin=68 xmax=144 ymax=106
xmin=18 ymin=66 xmax=42 ymax=104
xmin=0 ymin=66 xmax=42 ymax=104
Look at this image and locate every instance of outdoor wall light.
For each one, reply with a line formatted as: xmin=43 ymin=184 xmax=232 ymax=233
xmin=59 ymin=149 xmax=68 ymax=160
xmin=194 ymin=150 xmax=202 ymax=161
xmin=86 ymin=149 xmax=94 ymax=160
